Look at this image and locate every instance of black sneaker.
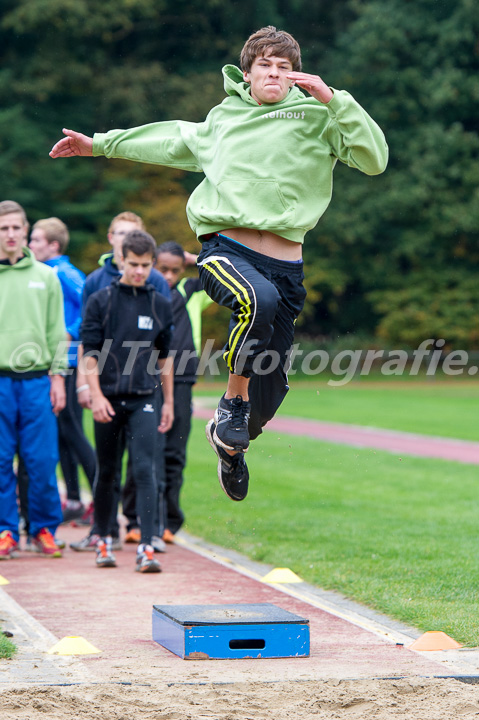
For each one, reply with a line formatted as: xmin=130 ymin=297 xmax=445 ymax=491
xmin=214 ymin=394 xmax=251 ymax=453
xmin=61 ymin=500 xmax=85 ymax=524
xmin=206 ymin=420 xmax=249 ymax=501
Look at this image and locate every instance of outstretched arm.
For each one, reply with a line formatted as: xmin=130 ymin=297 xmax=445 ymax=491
xmin=50 ymin=129 xmax=93 ymax=158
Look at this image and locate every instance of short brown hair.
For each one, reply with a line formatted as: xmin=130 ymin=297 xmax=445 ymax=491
xmin=240 ymin=26 xmax=301 ymax=72
xmin=0 ymin=200 xmax=27 ymax=225
xmin=32 ymin=217 xmax=69 ymax=253
xmin=122 ymin=229 xmax=157 ymax=260
xmin=108 ymin=211 xmax=145 ymax=234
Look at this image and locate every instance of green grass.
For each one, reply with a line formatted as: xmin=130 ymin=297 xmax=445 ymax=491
xmin=79 ymin=380 xmax=479 ymax=644
xmin=196 ymin=380 xmax=479 ymax=441
xmin=0 ymin=632 xmax=16 ymax=660
xmin=182 ymin=417 xmax=479 ymax=646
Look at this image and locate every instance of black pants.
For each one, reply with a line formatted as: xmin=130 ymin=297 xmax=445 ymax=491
xmin=94 ymin=394 xmax=159 ymax=545
xmin=121 ymin=390 xmax=166 ymax=535
xmin=91 ymin=431 xmax=123 ymax=539
xmin=198 ymin=236 xmax=306 ymax=439
xmin=121 ymin=455 xmax=138 ymax=532
xmin=164 ymin=382 xmax=193 ymax=533
xmin=59 ymin=370 xmax=97 ymax=500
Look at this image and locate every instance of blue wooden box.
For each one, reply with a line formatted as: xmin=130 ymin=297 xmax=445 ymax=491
xmin=152 ymin=603 xmax=310 ymax=660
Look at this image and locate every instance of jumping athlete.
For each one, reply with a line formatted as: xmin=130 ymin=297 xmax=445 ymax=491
xmin=50 ymin=26 xmax=388 ymax=502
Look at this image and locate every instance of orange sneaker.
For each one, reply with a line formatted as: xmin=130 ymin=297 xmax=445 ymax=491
xmin=33 ymin=528 xmax=62 ymax=557
xmin=125 ymin=528 xmax=141 ymax=544
xmin=136 ymin=544 xmax=161 ymax=573
xmin=0 ymin=530 xmax=18 ymax=560
xmin=162 ymin=528 xmax=175 ymax=544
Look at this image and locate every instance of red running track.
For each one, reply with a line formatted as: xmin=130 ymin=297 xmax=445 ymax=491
xmin=193 ymin=406 xmax=479 ymax=465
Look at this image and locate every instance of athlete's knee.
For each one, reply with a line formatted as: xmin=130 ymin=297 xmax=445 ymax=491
xmin=257 ymin=283 xmax=281 ymax=323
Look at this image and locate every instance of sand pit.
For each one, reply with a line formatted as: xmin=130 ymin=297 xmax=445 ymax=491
xmin=2 ymin=528 xmax=479 ymax=718
xmin=2 ymin=677 xmax=479 ymax=719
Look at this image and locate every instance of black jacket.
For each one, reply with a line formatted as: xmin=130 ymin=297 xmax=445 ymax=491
xmin=170 ymin=278 xmax=203 ymax=384
xmin=82 ymin=279 xmax=173 ymax=397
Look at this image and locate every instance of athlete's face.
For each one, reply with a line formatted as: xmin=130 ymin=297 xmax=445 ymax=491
xmin=0 ymin=212 xmax=28 ymax=261
xmin=243 ymin=52 xmax=294 ymax=105
xmin=120 ymin=251 xmax=154 ymax=287
xmin=156 ymin=252 xmax=185 ymax=288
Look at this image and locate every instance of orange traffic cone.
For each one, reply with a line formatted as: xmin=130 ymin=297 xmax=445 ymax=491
xmin=409 ymin=631 xmax=462 ymax=651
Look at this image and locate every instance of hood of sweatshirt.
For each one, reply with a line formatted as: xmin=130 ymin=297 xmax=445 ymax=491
xmin=98 ymin=253 xmax=118 ymax=274
xmin=0 ymin=245 xmax=36 ymax=272
xmin=222 ymin=64 xmax=306 ymax=106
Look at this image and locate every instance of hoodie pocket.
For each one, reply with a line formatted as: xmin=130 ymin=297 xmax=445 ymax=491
xmin=214 ymin=179 xmax=295 ymax=227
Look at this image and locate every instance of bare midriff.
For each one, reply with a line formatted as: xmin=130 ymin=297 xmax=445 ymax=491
xmin=220 ymin=228 xmax=302 ymax=261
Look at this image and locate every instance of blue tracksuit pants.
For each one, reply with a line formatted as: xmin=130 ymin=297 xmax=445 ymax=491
xmin=0 ymin=375 xmax=62 ymax=541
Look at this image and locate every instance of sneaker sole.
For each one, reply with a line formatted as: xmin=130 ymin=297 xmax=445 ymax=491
xmin=136 ymin=562 xmax=161 ymax=573
xmin=206 ymin=420 xmax=227 ymax=496
xmin=206 ymin=420 xmax=244 ymax=502
xmin=35 ymin=550 xmax=62 ymax=558
xmin=70 ymin=544 xmax=97 ymax=552
xmin=96 ymin=559 xmax=117 ymax=568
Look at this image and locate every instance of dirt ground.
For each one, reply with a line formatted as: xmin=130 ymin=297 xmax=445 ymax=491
xmin=2 ymin=677 xmax=479 ymax=719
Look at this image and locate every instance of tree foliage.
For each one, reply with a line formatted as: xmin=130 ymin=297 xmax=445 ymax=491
xmin=1 ymin=0 xmax=478 ymax=346
xmin=302 ymin=0 xmax=479 ymax=347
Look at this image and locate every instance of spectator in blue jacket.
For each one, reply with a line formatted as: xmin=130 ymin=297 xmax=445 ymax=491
xmin=29 ymin=217 xmax=97 ymax=523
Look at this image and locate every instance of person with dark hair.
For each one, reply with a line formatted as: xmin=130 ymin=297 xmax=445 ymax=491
xmin=50 ymin=25 xmax=388 ymax=502
xmin=71 ymin=211 xmax=170 ymax=553
xmin=81 ymin=229 xmax=173 ymax=572
xmin=0 ymin=201 xmax=66 ymax=559
xmin=154 ymin=242 xmax=212 ymax=541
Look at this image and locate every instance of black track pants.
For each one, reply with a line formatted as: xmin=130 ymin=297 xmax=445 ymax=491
xmin=198 ymin=236 xmax=306 ymax=439
xmin=94 ymin=395 xmax=158 ymax=545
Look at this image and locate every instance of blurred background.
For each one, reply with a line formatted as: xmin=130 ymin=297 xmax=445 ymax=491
xmin=1 ymin=0 xmax=478 ymax=352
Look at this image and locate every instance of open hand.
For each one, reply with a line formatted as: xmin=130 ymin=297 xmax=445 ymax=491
xmin=49 ymin=129 xmax=93 ymax=158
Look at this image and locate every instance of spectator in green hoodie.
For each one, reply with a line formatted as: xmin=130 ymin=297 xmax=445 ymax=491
xmin=0 ymin=200 xmax=66 ymax=560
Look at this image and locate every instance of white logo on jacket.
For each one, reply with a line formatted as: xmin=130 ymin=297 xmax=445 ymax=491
xmin=262 ymin=110 xmax=306 ymax=120
xmin=138 ymin=315 xmax=153 ymax=330
xmin=28 ymin=281 xmax=46 ymax=289
xmin=143 ymin=403 xmax=154 ymax=413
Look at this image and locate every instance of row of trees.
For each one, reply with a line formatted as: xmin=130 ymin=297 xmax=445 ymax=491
xmin=2 ymin=0 xmax=478 ymax=347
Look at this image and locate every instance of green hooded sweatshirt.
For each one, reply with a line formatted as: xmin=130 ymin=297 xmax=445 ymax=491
xmin=0 ymin=247 xmax=66 ymax=374
xmin=93 ymin=65 xmax=388 ymax=244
